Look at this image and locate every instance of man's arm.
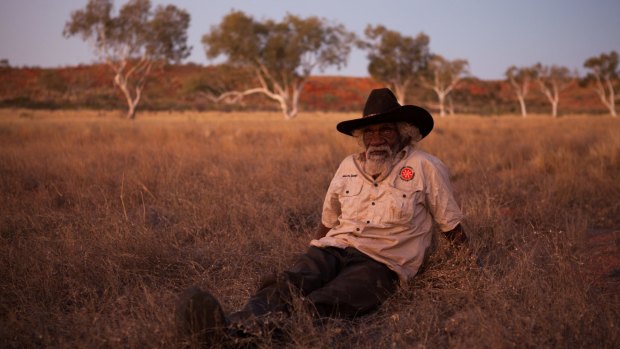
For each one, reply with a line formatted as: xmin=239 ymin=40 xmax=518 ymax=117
xmin=442 ymin=223 xmax=468 ymax=246
xmin=314 ymin=223 xmax=331 ymax=240
xmin=443 ymin=224 xmax=483 ymax=267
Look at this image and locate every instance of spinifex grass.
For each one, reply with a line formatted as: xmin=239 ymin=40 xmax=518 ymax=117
xmin=1 ymin=109 xmax=618 ymax=348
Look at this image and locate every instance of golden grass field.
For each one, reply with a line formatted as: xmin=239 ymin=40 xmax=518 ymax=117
xmin=1 ymin=109 xmax=619 ymax=348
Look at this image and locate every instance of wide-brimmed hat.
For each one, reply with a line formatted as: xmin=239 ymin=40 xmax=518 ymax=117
xmin=336 ymin=88 xmax=434 ymax=138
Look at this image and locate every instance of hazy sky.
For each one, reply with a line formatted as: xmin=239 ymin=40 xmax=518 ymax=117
xmin=1 ymin=0 xmax=619 ymax=79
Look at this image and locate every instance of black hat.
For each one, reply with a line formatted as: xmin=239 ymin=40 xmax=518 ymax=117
xmin=336 ymin=88 xmax=434 ymax=138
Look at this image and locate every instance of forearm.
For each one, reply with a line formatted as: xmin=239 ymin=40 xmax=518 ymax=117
xmin=442 ymin=223 xmax=468 ymax=246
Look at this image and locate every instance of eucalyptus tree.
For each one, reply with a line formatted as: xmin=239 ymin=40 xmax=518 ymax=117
xmin=202 ymin=10 xmax=354 ymax=119
xmin=534 ymin=63 xmax=575 ymax=117
xmin=420 ymin=55 xmax=468 ymax=117
xmin=64 ymin=0 xmax=191 ymax=119
xmin=584 ymin=51 xmax=618 ymax=117
xmin=505 ymin=65 xmax=536 ymax=117
xmin=360 ymin=25 xmax=430 ymax=104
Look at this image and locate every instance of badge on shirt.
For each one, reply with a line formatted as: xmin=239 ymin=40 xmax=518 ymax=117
xmin=399 ymin=166 xmax=415 ymax=181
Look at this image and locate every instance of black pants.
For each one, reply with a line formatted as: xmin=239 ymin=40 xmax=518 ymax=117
xmin=238 ymin=246 xmax=399 ymax=319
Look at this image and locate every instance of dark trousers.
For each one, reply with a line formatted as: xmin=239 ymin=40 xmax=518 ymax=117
xmin=238 ymin=246 xmax=399 ymax=319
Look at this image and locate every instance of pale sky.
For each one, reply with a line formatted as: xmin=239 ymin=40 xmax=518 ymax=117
xmin=1 ymin=0 xmax=619 ymax=80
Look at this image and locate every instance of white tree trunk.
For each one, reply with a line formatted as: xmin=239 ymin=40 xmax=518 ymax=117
xmin=392 ymin=81 xmax=410 ymax=105
xmin=509 ymin=76 xmax=530 ymax=118
xmin=593 ymin=76 xmax=617 ymax=117
xmin=437 ymin=91 xmax=446 ymax=117
xmin=208 ymin=83 xmax=302 ymax=119
xmin=539 ymin=82 xmax=560 ymax=118
xmin=595 ymin=85 xmax=617 ymax=117
xmin=518 ymin=96 xmax=527 ymax=117
xmin=605 ymin=78 xmax=617 ymax=117
xmin=109 ymin=58 xmax=151 ymax=119
xmin=114 ymin=73 xmax=140 ymax=119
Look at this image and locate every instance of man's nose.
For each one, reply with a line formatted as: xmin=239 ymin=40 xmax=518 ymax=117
xmin=368 ymin=132 xmax=386 ymax=146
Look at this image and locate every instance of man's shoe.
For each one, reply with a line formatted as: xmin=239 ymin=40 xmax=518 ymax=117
xmin=175 ymin=286 xmax=228 ymax=346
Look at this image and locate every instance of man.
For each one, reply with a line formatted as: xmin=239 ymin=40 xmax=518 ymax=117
xmin=176 ymin=88 xmax=468 ymax=346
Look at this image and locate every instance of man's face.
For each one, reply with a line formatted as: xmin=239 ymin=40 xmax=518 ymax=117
xmin=362 ymin=123 xmax=402 ymax=159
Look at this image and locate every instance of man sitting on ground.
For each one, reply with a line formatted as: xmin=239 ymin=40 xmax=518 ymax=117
xmin=176 ymin=87 xmax=469 ymax=346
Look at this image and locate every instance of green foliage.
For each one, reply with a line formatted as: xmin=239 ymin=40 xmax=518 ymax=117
xmin=64 ymin=0 xmax=190 ymax=63
xmin=582 ymin=51 xmax=620 ymax=95
xmin=201 ymin=10 xmax=354 ymax=118
xmin=584 ymin=50 xmax=619 ymax=80
xmin=505 ymin=65 xmax=536 ymax=84
xmin=361 ymin=25 xmax=430 ymax=101
xmin=203 ymin=11 xmax=352 ymax=77
xmin=148 ymin=5 xmax=191 ymax=63
xmin=534 ymin=64 xmax=573 ymax=84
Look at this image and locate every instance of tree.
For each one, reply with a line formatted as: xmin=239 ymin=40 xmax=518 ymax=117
xmin=360 ymin=25 xmax=430 ymax=104
xmin=534 ymin=64 xmax=575 ymax=117
xmin=420 ymin=55 xmax=468 ymax=117
xmin=64 ymin=0 xmax=191 ymax=119
xmin=202 ymin=11 xmax=354 ymax=119
xmin=584 ymin=51 xmax=618 ymax=117
xmin=505 ymin=65 xmax=536 ymax=117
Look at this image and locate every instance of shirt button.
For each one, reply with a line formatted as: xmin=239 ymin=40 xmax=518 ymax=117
xmin=371 ymin=202 xmax=375 ymax=206
xmin=403 ymin=194 xmax=407 ymax=198
xmin=366 ymin=220 xmax=370 ymax=224
xmin=356 ymin=228 xmax=360 ymax=231
xmin=373 ymin=183 xmax=378 ymax=187
xmin=345 ymin=190 xmax=349 ymax=194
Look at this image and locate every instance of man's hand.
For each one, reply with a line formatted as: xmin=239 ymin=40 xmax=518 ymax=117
xmin=442 ymin=224 xmax=468 ymax=246
xmin=314 ymin=224 xmax=330 ymax=240
xmin=443 ymin=224 xmax=484 ymax=268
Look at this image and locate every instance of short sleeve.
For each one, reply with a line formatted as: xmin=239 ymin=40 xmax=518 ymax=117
xmin=321 ymin=173 xmax=342 ymax=228
xmin=422 ymin=158 xmax=463 ymax=232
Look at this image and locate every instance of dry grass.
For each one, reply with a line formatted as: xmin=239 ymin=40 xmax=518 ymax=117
xmin=1 ymin=109 xmax=619 ymax=348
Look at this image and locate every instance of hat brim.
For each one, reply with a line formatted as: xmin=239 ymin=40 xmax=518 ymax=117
xmin=336 ymin=105 xmax=434 ymax=138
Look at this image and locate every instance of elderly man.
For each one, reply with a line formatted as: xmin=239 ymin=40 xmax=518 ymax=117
xmin=176 ymin=88 xmax=468 ymax=345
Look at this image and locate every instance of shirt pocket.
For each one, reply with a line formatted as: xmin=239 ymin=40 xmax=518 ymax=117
xmin=386 ymin=184 xmax=422 ymax=225
xmin=336 ymin=178 xmax=364 ymax=220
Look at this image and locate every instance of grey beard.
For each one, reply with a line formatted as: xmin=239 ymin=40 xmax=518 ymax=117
xmin=364 ymin=145 xmax=394 ymax=176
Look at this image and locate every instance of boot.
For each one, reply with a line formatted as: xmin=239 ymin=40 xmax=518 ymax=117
xmin=176 ymin=286 xmax=228 ymax=347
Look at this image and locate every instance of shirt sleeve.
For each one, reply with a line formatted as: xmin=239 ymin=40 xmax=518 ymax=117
xmin=422 ymin=157 xmax=463 ymax=232
xmin=321 ymin=173 xmax=342 ymax=228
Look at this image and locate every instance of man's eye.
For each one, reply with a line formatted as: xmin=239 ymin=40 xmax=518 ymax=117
xmin=363 ymin=128 xmax=395 ymax=137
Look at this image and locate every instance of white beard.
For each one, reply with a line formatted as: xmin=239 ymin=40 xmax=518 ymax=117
xmin=364 ymin=145 xmax=394 ymax=177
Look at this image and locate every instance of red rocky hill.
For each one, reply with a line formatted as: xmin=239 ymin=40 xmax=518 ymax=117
xmin=0 ymin=63 xmax=609 ymax=115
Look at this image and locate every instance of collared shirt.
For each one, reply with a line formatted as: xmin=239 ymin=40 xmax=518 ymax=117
xmin=310 ymin=145 xmax=463 ymax=282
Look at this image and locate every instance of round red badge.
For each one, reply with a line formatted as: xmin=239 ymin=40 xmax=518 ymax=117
xmin=400 ymin=166 xmax=415 ymax=181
